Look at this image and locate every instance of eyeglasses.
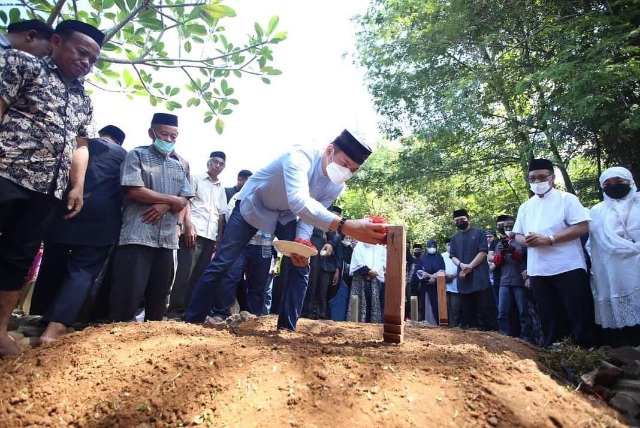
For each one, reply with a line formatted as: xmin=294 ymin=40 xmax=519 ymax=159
xmin=527 ymin=174 xmax=552 ymax=183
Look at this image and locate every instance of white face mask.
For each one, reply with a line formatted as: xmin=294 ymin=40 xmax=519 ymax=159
xmin=427 ymin=247 xmax=437 ymax=255
xmin=530 ymin=180 xmax=551 ymax=195
xmin=506 ymin=230 xmax=516 ymax=238
xmin=326 ymin=153 xmax=353 ymax=185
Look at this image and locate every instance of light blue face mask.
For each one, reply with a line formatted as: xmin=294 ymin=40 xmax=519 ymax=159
xmin=152 ymin=130 xmax=175 ymax=155
xmin=153 ymin=138 xmax=175 ymax=155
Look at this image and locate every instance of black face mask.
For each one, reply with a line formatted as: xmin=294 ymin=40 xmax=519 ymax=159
xmin=455 ymin=221 xmax=469 ymax=230
xmin=603 ymin=183 xmax=631 ymax=199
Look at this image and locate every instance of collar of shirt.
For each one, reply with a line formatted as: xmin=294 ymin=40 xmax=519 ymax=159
xmin=0 ymin=33 xmax=11 ymax=49
xmin=202 ymin=172 xmax=221 ymax=184
xmin=42 ymin=56 xmax=85 ymax=91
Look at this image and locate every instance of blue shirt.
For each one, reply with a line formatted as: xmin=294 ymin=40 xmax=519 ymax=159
xmin=237 ymin=146 xmax=342 ymax=240
xmin=46 ymin=137 xmax=127 ymax=246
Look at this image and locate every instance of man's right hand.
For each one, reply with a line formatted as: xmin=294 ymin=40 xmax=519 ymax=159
xmin=170 ymin=196 xmax=188 ymax=213
xmin=342 ymin=219 xmax=389 ymax=245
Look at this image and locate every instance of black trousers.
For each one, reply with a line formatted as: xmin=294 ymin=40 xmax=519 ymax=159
xmin=169 ymin=235 xmax=216 ymax=312
xmin=459 ymin=287 xmax=498 ymax=330
xmin=0 ymin=178 xmax=57 ymax=291
xmin=108 ymin=244 xmax=174 ymax=322
xmin=30 ymin=242 xmax=112 ymax=325
xmin=530 ymin=268 xmax=595 ymax=348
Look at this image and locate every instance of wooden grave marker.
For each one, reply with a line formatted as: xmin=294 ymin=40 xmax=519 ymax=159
xmin=383 ymin=226 xmax=406 ymax=343
xmin=436 ymin=271 xmax=448 ymax=326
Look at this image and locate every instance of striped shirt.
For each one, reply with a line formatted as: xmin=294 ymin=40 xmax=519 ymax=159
xmin=118 ymin=145 xmax=194 ymax=249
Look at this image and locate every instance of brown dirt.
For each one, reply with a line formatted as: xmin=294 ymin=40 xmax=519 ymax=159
xmin=0 ymin=317 xmax=628 ymax=427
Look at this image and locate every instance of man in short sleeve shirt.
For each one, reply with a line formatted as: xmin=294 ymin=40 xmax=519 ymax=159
xmin=108 ymin=113 xmax=194 ymax=322
xmin=448 ymin=209 xmax=497 ymax=330
xmin=513 ymin=158 xmax=594 ymax=348
xmin=0 ymin=20 xmax=103 ymax=357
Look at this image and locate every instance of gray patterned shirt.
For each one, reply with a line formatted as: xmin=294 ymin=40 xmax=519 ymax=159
xmin=0 ymin=50 xmax=95 ymax=199
xmin=119 ymin=145 xmax=194 ymax=249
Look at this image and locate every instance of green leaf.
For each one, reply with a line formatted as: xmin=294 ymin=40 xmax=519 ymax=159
xmin=201 ymin=4 xmax=237 ymax=19
xmin=267 ymin=16 xmax=279 ymax=36
xmin=270 ymin=31 xmax=288 ymax=43
xmin=261 ymin=77 xmax=271 ymax=84
xmin=204 ymin=115 xmax=213 ymax=123
xmin=9 ymin=8 xmax=21 ymax=23
xmin=0 ymin=11 xmax=8 ymax=25
xmin=102 ymin=0 xmax=115 ymax=9
xmin=126 ymin=0 xmax=137 ymax=11
xmin=169 ymin=87 xmax=180 ymax=96
xmin=122 ymin=68 xmax=134 ymax=87
xmin=184 ymin=40 xmax=192 ymax=53
xmin=254 ymin=22 xmax=264 ymax=39
xmin=215 ymin=118 xmax=225 ymax=134
xmin=221 ymin=109 xmax=233 ymax=115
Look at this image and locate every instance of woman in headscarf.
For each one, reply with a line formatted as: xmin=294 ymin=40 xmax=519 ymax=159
xmin=589 ymin=166 xmax=640 ymax=347
xmin=412 ymin=239 xmax=445 ymax=324
xmin=347 ymin=241 xmax=387 ymax=323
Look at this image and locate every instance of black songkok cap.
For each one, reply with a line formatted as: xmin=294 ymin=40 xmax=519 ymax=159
xmin=329 ymin=205 xmax=343 ymax=215
xmin=332 ymin=129 xmax=372 ymax=165
xmin=209 ymin=151 xmax=226 ymax=161
xmin=496 ymin=214 xmax=509 ymax=223
xmin=486 ymin=230 xmax=496 ymax=237
xmin=55 ymin=20 xmax=104 ymax=46
xmin=151 ymin=113 xmax=178 ymax=127
xmin=453 ymin=209 xmax=469 ymax=218
xmin=529 ymin=158 xmax=554 ymax=172
xmin=8 ymin=19 xmax=54 ymax=38
xmin=98 ymin=125 xmax=126 ymax=145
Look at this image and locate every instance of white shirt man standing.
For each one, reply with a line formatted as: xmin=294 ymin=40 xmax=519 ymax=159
xmin=168 ymin=151 xmax=228 ymax=315
xmin=513 ymin=158 xmax=594 ymax=348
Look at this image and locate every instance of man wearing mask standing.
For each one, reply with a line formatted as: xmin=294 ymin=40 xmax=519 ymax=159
xmin=184 ymin=130 xmax=388 ymax=331
xmin=108 ymin=113 xmax=194 ymax=322
xmin=513 ymin=158 xmax=594 ymax=348
xmin=449 ymin=209 xmax=497 ymax=330
xmin=0 ymin=20 xmax=103 ymax=356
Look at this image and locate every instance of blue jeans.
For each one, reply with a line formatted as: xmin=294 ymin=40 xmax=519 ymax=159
xmin=184 ymin=207 xmax=309 ymax=331
xmin=224 ymin=244 xmax=272 ymax=316
xmin=498 ymin=286 xmax=532 ymax=341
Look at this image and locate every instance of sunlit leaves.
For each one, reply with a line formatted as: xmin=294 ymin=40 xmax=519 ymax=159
xmin=2 ymin=0 xmax=288 ymax=133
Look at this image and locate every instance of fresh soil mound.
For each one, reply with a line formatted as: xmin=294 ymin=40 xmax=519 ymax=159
xmin=0 ymin=317 xmax=626 ymax=427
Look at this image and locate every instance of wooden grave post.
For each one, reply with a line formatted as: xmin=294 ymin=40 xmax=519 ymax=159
xmin=383 ymin=226 xmax=406 ymax=343
xmin=436 ymin=271 xmax=448 ymax=326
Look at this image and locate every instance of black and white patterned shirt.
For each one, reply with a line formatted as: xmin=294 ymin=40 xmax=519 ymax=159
xmin=119 ymin=145 xmax=195 ymax=249
xmin=0 ymin=50 xmax=95 ymax=199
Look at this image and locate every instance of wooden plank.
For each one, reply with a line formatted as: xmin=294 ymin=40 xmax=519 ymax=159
xmin=436 ymin=271 xmax=448 ymax=326
xmin=383 ymin=323 xmax=403 ymax=335
xmin=410 ymin=296 xmax=418 ymax=321
xmin=383 ymin=226 xmax=406 ymax=343
xmin=349 ymin=295 xmax=359 ymax=322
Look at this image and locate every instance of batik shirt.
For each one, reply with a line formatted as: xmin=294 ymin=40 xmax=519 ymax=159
xmin=0 ymin=50 xmax=95 ymax=199
xmin=119 ymin=145 xmax=195 ymax=250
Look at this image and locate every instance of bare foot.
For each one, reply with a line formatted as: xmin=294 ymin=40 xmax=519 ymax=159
xmin=0 ymin=334 xmax=22 ymax=357
xmin=38 ymin=322 xmax=68 ymax=346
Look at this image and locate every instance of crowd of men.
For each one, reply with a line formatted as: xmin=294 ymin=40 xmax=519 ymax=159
xmin=1 ymin=19 xmax=638 ymax=359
